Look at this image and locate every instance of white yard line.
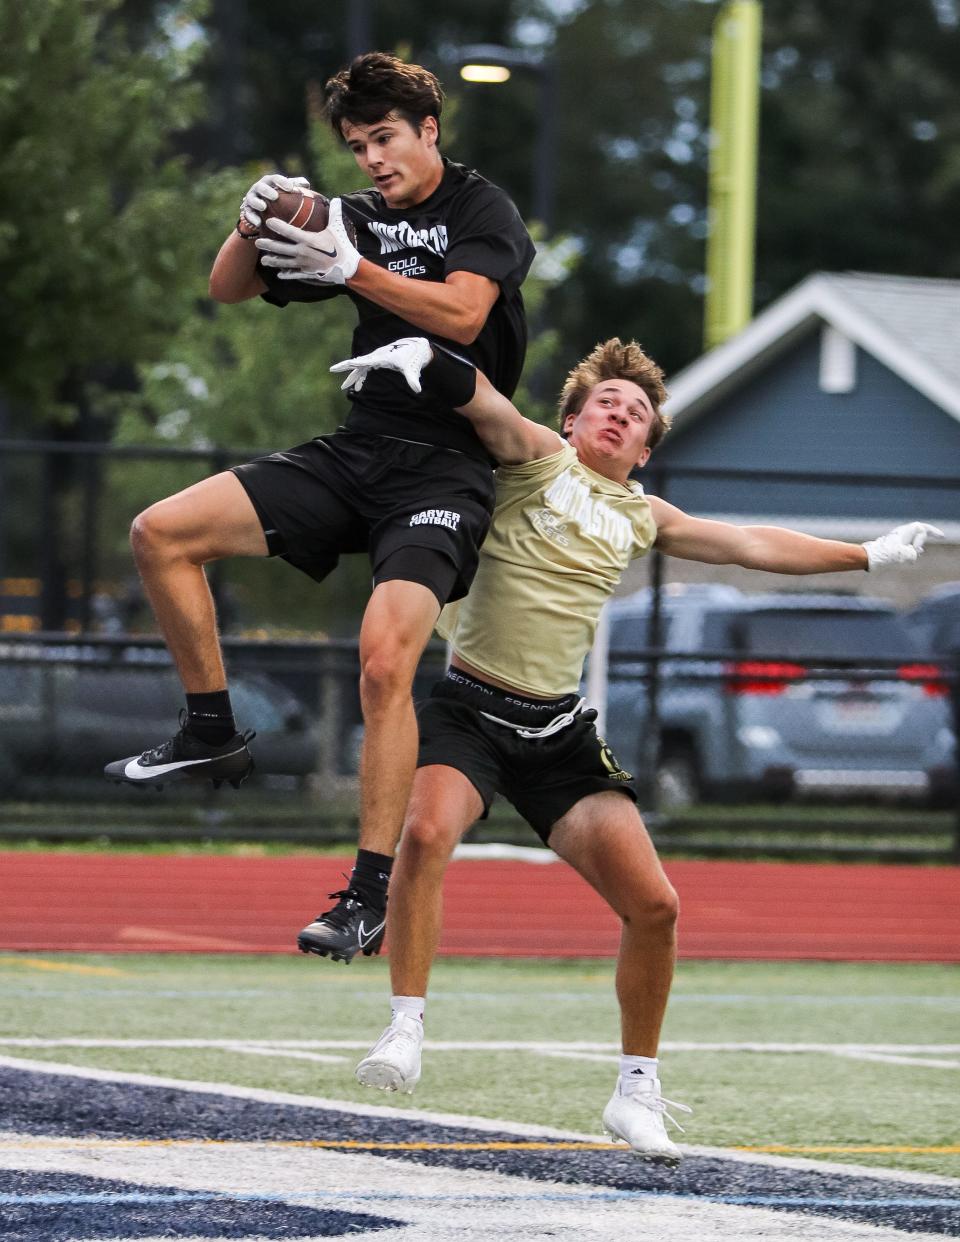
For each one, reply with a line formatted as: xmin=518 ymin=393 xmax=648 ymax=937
xmin=830 ymin=1050 xmax=960 ymax=1069
xmin=229 ymin=1045 xmax=349 ymax=1065
xmin=2 ymin=1036 xmax=959 ymax=1062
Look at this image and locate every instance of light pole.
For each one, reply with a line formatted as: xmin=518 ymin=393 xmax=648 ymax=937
xmin=449 ymin=44 xmax=558 ymax=234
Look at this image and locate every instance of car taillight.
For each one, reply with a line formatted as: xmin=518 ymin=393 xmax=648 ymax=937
xmin=898 ymin=663 xmax=948 ymax=697
xmin=726 ymin=661 xmax=807 ymax=695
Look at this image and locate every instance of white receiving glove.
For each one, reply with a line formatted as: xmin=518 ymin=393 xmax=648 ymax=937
xmin=862 ymin=522 xmax=944 ymax=570
xmin=330 ymin=337 xmax=434 ymax=394
xmin=256 ymin=197 xmax=361 ymax=285
xmin=239 ymin=173 xmax=310 ymax=230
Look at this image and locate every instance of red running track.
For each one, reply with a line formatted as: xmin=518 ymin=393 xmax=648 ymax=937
xmin=1 ymin=852 xmax=958 ymax=961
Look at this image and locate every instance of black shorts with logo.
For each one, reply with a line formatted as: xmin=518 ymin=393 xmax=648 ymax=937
xmin=416 ymin=670 xmax=638 ymax=844
xmin=232 ymin=430 xmax=495 ymax=605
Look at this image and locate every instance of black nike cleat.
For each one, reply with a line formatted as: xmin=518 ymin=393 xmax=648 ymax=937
xmin=104 ymin=712 xmax=255 ymax=789
xmin=297 ymin=888 xmax=386 ymax=963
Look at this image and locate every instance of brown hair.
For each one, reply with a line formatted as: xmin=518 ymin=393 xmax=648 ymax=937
xmin=325 ymin=52 xmax=444 ymax=142
xmin=558 ymin=337 xmax=670 ymax=451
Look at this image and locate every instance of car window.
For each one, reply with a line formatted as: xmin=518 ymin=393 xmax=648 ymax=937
xmin=610 ymin=616 xmax=653 ymax=655
xmin=699 ymin=611 xmax=738 ymax=652
xmin=733 ymin=610 xmax=918 ymax=660
xmin=932 ymin=618 xmax=960 ymax=655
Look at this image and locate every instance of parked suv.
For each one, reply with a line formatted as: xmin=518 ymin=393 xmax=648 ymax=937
xmin=904 ymin=583 xmax=960 ymax=658
xmin=602 ymin=584 xmax=955 ymax=807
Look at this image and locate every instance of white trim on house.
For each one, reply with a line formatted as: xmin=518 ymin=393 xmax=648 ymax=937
xmin=818 ymin=325 xmax=857 ymax=394
xmin=666 ymin=273 xmax=960 ymax=427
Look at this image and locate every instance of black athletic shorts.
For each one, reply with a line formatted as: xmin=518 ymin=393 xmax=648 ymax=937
xmin=416 ymin=669 xmax=637 ymax=844
xmin=232 ymin=429 xmax=495 ymax=605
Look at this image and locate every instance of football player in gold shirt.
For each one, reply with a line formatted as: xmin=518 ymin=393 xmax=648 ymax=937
xmin=332 ymin=335 xmax=941 ymax=1161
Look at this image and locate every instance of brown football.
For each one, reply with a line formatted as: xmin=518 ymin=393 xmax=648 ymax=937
xmin=260 ymin=187 xmax=330 ymax=235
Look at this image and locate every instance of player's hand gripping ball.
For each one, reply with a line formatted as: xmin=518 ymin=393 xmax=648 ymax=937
xmin=260 ymin=187 xmax=331 ymax=234
xmin=257 ymin=197 xmax=360 ymax=285
xmin=237 ymin=173 xmax=312 ymax=236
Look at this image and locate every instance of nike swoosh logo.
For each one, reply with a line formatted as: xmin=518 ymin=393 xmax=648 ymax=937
xmin=314 ymin=245 xmax=337 ymax=258
xmin=123 ymin=746 xmax=244 ymax=780
xmin=357 ymin=919 xmax=386 ymax=949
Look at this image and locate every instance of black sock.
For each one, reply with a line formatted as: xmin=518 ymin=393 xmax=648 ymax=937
xmin=185 ymin=690 xmax=236 ymax=745
xmin=350 ymin=849 xmax=393 ymax=907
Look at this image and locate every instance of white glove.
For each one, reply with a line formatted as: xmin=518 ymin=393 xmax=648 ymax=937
xmin=256 ymin=197 xmax=361 ymax=285
xmin=330 ymin=337 xmax=434 ymax=394
xmin=239 ymin=173 xmax=310 ymax=230
xmin=863 ymin=522 xmax=944 ymax=570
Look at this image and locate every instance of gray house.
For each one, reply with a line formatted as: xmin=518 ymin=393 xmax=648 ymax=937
xmin=622 ymin=272 xmax=960 ymax=602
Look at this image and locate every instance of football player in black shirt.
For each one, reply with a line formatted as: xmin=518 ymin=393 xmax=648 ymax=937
xmin=104 ymin=53 xmax=535 ymax=964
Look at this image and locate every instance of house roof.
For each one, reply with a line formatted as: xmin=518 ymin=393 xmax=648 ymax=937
xmin=666 ymin=272 xmax=960 ymax=428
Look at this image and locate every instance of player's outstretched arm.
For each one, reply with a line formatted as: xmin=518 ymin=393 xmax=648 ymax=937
xmin=457 ymin=370 xmax=562 ymax=464
xmin=330 ymin=338 xmax=560 ymax=464
xmin=650 ymin=498 xmax=943 ymax=574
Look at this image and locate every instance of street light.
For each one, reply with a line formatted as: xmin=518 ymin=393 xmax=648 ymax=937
xmin=460 ymin=64 xmax=512 ymax=84
xmin=447 ymin=43 xmax=558 ymax=233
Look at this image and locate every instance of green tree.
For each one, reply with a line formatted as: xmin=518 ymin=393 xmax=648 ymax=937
xmin=756 ymin=0 xmax=960 ymax=302
xmin=0 ymin=0 xmax=216 ymax=424
xmin=0 ymin=0 xmax=217 ymax=624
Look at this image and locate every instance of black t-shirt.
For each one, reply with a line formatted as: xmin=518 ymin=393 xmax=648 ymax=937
xmin=258 ymin=158 xmax=535 ymax=461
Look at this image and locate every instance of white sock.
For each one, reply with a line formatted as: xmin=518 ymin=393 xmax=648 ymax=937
xmin=619 ymin=1054 xmax=658 ymax=1087
xmin=391 ymin=995 xmax=425 ymax=1024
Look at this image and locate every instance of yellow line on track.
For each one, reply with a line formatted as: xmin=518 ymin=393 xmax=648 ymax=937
xmin=737 ymin=1145 xmax=960 ymax=1155
xmin=0 ymin=956 xmax=126 ymax=977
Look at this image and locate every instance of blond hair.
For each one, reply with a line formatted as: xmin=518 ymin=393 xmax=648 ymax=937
xmin=558 ymin=338 xmax=670 ymax=450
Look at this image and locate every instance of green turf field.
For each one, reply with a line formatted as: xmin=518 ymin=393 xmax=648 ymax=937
xmin=1 ymin=953 xmax=957 ymax=1178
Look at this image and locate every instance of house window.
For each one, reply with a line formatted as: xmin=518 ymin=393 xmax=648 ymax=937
xmin=819 ymin=325 xmax=857 ymax=394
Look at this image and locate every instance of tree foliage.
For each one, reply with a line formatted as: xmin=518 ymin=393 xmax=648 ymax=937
xmin=535 ymin=0 xmax=960 ymax=376
xmin=0 ymin=0 xmax=216 ymax=425
xmin=755 ymin=0 xmax=960 ymax=303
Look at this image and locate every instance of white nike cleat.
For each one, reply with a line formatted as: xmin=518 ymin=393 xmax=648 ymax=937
xmin=602 ymin=1074 xmax=691 ymax=1164
xmin=355 ymin=1014 xmax=423 ymax=1094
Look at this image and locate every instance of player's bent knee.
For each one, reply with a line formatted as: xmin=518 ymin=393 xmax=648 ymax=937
xmin=400 ymin=814 xmax=459 ymax=863
xmin=623 ymin=884 xmax=679 ymax=933
xmin=360 ymin=650 xmax=418 ymax=703
xmin=130 ymin=506 xmax=173 ymax=563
